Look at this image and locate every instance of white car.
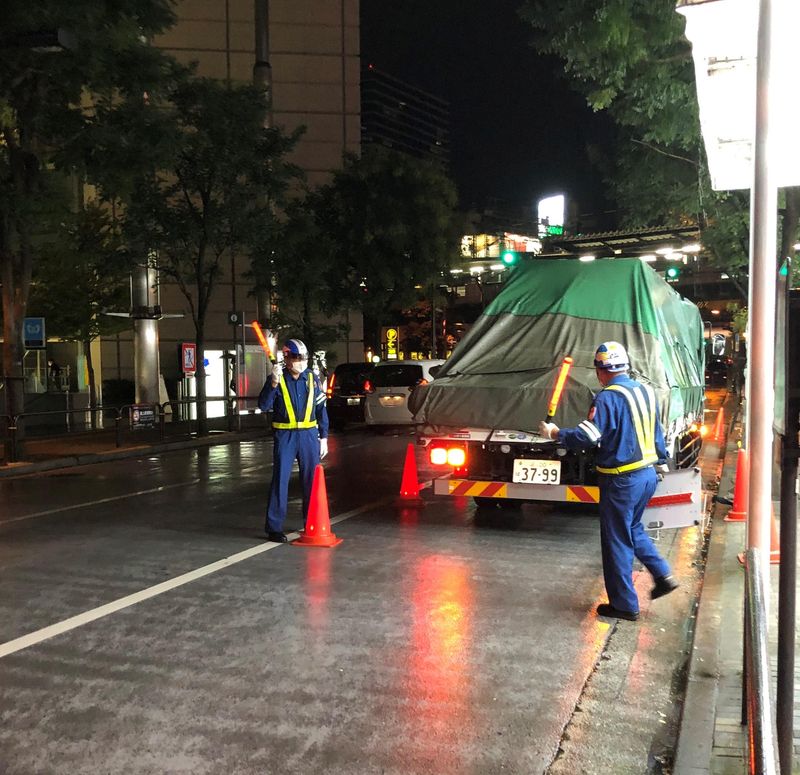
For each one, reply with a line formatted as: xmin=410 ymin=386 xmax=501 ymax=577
xmin=363 ymin=359 xmax=445 ymax=427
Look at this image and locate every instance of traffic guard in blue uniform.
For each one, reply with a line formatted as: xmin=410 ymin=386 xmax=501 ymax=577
xmin=258 ymin=339 xmax=329 ymax=543
xmin=540 ymin=341 xmax=679 ymax=620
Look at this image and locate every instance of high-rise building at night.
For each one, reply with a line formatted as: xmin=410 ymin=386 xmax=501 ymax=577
xmin=361 ymin=65 xmax=450 ymax=164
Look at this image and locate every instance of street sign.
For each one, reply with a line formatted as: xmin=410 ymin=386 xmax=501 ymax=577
xmin=130 ymin=404 xmax=157 ymax=430
xmin=181 ymin=342 xmax=197 ymax=374
xmin=23 ymin=317 xmax=46 ymax=349
xmin=227 ymin=310 xmax=244 ymax=325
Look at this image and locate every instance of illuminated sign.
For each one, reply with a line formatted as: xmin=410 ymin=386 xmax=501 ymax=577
xmin=385 ymin=327 xmax=399 ymax=360
xmin=538 ymin=194 xmax=566 ymax=237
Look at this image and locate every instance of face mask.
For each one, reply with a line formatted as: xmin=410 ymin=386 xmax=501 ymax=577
xmin=289 ymin=358 xmax=307 ymax=374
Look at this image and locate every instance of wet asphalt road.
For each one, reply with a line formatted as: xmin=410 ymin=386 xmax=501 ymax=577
xmin=1 ymin=428 xmax=627 ymax=774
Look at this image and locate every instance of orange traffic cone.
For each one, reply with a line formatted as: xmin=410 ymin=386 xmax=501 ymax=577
xmin=712 ymin=407 xmax=725 ymax=442
xmin=769 ymin=509 xmax=781 ymax=564
xmin=396 ymin=443 xmax=425 ymax=507
xmin=724 ymin=448 xmax=748 ymax=522
xmin=737 ymin=507 xmax=781 ymax=565
xmin=293 ymin=465 xmax=343 ymax=547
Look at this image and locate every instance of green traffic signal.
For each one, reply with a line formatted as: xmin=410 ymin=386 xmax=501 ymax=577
xmin=501 ymin=250 xmax=519 ymax=266
xmin=665 ymin=265 xmax=681 ymax=280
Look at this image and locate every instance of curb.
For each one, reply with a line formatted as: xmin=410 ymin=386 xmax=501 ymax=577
xmin=0 ymin=429 xmax=268 ymax=479
xmin=673 ymin=395 xmax=742 ymax=773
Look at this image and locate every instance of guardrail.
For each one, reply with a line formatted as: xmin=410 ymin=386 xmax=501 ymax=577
xmin=1 ymin=395 xmax=266 ymax=463
xmin=743 ymin=547 xmax=780 ymax=774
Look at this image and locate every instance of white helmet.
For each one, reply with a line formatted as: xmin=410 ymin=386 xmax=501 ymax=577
xmin=282 ymin=339 xmax=308 ymax=359
xmin=593 ymin=341 xmax=629 ymax=372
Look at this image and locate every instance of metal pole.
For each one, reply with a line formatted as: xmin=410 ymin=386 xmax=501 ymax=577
xmin=746 ymin=0 xmax=778 ymax=583
xmin=777 ymin=282 xmax=797 ymax=775
xmin=744 ymin=549 xmax=780 ymax=774
xmin=253 ymin=0 xmax=272 ymax=128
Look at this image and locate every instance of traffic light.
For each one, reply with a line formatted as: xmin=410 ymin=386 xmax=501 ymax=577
xmin=501 ymin=250 xmax=519 ymax=266
xmin=665 ymin=265 xmax=681 ymax=280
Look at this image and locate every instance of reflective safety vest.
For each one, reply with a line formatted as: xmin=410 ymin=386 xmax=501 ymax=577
xmin=595 ymin=383 xmax=659 ymax=475
xmin=272 ymin=372 xmax=317 ymax=430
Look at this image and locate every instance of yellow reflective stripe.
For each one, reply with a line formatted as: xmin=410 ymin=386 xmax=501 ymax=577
xmin=599 ymin=383 xmax=657 ymax=475
xmin=272 ymin=373 xmax=317 ymax=430
xmin=596 ymin=456 xmax=659 ymax=475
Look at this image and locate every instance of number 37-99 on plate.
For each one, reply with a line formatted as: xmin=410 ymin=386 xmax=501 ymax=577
xmin=512 ymin=459 xmax=561 ymax=484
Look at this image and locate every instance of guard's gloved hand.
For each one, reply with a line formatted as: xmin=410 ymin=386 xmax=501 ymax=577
xmin=271 ymin=362 xmax=283 ymax=386
xmin=538 ymin=421 xmax=559 ymax=440
xmin=657 ymin=463 xmax=670 ymax=473
xmin=319 ymin=437 xmax=328 ymax=459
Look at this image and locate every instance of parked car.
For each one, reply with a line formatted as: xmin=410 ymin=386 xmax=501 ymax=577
xmin=326 ymin=362 xmax=373 ymax=429
xmin=364 ymin=359 xmax=445 ymax=427
xmin=705 ymin=355 xmax=731 ymax=388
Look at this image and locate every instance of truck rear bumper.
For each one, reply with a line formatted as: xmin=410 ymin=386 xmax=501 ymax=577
xmin=433 ymin=467 xmax=703 ymax=529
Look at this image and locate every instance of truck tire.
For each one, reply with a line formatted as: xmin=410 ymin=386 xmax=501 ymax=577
xmin=473 ymin=496 xmax=524 ymax=511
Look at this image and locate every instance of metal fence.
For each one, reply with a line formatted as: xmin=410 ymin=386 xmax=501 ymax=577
xmin=743 ymin=547 xmax=780 ymax=774
xmin=1 ymin=395 xmax=269 ymax=464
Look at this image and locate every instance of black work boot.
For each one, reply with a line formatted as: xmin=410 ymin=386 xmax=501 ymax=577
xmin=651 ymin=574 xmax=679 ymax=600
xmin=596 ymin=603 xmax=639 ymax=622
xmin=266 ymin=531 xmax=288 ymax=543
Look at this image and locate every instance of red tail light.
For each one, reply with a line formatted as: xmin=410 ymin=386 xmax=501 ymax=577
xmin=364 ymin=379 xmax=374 ymax=394
xmin=429 ymin=443 xmax=467 ymax=468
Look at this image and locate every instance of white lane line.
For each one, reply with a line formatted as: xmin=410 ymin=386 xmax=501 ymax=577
xmin=0 ymin=496 xmax=392 ymax=660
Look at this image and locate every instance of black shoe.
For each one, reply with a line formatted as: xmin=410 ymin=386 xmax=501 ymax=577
xmin=651 ymin=574 xmax=679 ymax=600
xmin=266 ymin=531 xmax=288 ymax=543
xmin=596 ymin=603 xmax=639 ymax=621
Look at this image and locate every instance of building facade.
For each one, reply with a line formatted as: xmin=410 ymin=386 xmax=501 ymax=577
xmin=98 ymin=0 xmax=362 ymax=404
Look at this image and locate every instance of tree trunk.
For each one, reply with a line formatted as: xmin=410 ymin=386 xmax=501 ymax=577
xmin=84 ymin=338 xmax=98 ymax=430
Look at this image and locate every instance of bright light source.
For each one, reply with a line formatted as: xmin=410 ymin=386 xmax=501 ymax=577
xmin=449 ymin=268 xmax=463 ymax=274
xmin=665 ymin=252 xmax=684 ymax=261
xmin=656 ymin=246 xmax=674 ymax=255
xmin=682 ymin=243 xmax=702 ymax=253
xmin=469 ymin=266 xmax=483 ymax=274
xmin=430 ymin=447 xmax=448 ymax=466
xmin=579 ymin=254 xmax=595 ymax=262
xmin=490 ymin=263 xmax=504 ymax=271
xmin=678 ymin=0 xmax=800 ymax=189
xmin=446 ymin=447 xmax=466 ymax=467
xmin=721 ymin=273 xmax=730 ymax=279
xmin=794 ymin=243 xmax=800 ymax=251
xmin=639 ymin=254 xmax=657 ymax=262
xmin=711 ymin=309 xmax=720 ymax=315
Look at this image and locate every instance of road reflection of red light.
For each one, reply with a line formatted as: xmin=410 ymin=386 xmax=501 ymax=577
xmin=398 ymin=507 xmax=419 ymax=527
xmin=304 ymin=550 xmax=331 ymax=633
xmin=406 ymin=555 xmax=474 ymax=769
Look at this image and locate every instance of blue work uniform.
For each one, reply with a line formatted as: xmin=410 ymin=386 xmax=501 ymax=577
xmin=258 ymin=369 xmax=329 ymax=533
xmin=557 ymin=373 xmax=671 ymax=614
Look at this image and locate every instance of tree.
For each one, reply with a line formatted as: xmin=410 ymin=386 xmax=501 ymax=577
xmin=520 ymin=0 xmax=800 ymax=295
xmin=123 ymin=77 xmax=301 ymax=435
xmin=27 ymin=204 xmax=130 ymax=417
xmin=0 ymin=0 xmax=179 ymax=449
xmin=314 ymin=147 xmax=462 ymax=321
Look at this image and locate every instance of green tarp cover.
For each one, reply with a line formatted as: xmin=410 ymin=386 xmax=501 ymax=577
xmin=410 ymin=258 xmax=705 ymax=436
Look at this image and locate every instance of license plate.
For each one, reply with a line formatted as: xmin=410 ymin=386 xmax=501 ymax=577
xmin=347 ymin=397 xmax=361 ymax=405
xmin=512 ymin=459 xmax=561 ymax=484
xmin=379 ymin=395 xmax=405 ymax=407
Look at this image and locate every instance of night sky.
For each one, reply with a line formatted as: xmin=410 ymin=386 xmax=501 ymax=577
xmin=361 ymin=0 xmax=616 ymax=220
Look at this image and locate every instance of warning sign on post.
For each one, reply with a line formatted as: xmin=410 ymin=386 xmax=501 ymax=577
xmin=181 ymin=342 xmax=197 ymax=374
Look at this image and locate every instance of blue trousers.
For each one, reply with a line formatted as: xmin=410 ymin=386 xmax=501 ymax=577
xmin=265 ymin=428 xmax=320 ymax=533
xmin=598 ymin=467 xmax=671 ymax=613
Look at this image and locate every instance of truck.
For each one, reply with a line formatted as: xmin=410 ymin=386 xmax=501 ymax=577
xmin=409 ymin=258 xmax=707 ymax=529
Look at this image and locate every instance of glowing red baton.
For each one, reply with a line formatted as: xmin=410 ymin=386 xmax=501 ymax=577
xmin=251 ymin=321 xmax=272 ymax=360
xmin=546 ymin=356 xmax=573 ymax=421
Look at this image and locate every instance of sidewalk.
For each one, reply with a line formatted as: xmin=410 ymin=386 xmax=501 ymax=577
xmin=0 ymin=424 xmax=268 ymax=478
xmin=675 ymin=400 xmax=798 ymax=774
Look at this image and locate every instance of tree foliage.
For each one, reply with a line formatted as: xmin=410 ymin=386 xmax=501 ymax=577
xmin=122 ymin=77 xmax=301 ymax=432
xmin=517 ymin=0 xmax=800 ymax=298
xmin=314 ymin=147 xmax=462 ymax=320
xmin=0 ymin=0 xmax=180 ymax=429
